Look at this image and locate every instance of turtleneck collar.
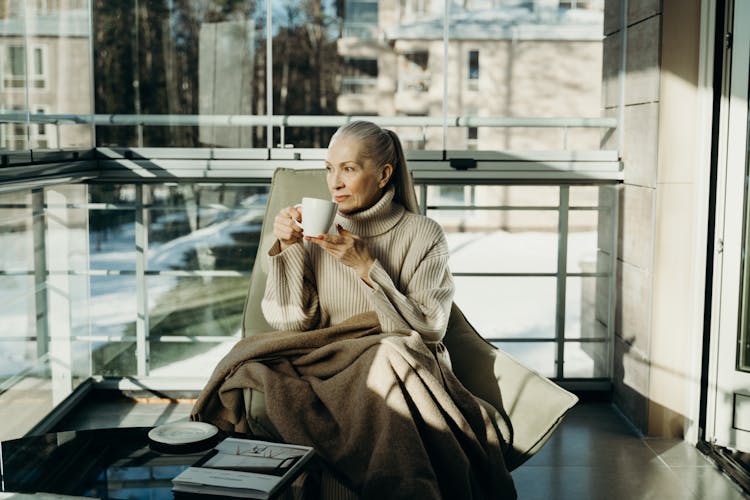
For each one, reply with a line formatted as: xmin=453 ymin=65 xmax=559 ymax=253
xmin=334 ymin=186 xmax=405 ymax=237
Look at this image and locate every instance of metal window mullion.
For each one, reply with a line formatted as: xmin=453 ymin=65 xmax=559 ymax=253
xmin=442 ymin=0 xmax=449 ymax=150
xmin=266 ymin=0 xmax=273 ymax=149
xmin=22 ymin=0 xmax=31 ymax=149
xmin=31 ymin=188 xmax=49 ymax=362
xmin=135 ymin=184 xmax=149 ymax=376
xmin=419 ymin=184 xmax=428 ymax=215
xmin=555 ymin=186 xmax=570 ymax=379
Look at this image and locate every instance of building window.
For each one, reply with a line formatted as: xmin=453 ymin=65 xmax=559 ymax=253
xmin=341 ymin=57 xmax=378 ymax=94
xmin=468 ymin=49 xmax=479 ymax=88
xmin=398 ymin=50 xmax=429 ymax=92
xmin=4 ymin=46 xmax=25 ymax=88
xmin=467 ymin=126 xmax=478 ymax=150
xmin=3 ymin=45 xmax=46 ymax=90
xmin=32 ymin=105 xmax=48 ymax=148
xmin=343 ymin=0 xmax=378 ymax=38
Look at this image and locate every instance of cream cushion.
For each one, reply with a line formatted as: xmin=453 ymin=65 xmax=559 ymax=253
xmin=241 ymin=167 xmax=578 ymax=471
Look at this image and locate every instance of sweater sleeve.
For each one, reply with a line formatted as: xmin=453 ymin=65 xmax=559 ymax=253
xmin=364 ymin=224 xmax=455 ymax=342
xmin=261 ymin=241 xmax=320 ymax=331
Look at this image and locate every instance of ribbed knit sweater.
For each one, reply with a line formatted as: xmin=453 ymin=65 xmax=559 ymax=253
xmin=261 ymin=187 xmax=455 ymax=342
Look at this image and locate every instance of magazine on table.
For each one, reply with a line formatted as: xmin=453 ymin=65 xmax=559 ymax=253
xmin=172 ymin=437 xmax=315 ymax=499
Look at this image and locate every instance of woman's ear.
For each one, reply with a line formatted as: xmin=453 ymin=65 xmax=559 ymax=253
xmin=379 ymin=164 xmax=394 ymax=188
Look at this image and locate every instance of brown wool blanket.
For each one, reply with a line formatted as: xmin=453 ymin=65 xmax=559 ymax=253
xmin=191 ymin=312 xmax=517 ymax=500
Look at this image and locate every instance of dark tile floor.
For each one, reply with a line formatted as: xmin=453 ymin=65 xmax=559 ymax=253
xmin=55 ymin=393 xmax=749 ymax=499
xmin=514 ymin=403 xmax=749 ymax=500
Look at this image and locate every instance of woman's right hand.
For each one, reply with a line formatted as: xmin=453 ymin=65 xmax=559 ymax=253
xmin=273 ymin=205 xmax=303 ymax=251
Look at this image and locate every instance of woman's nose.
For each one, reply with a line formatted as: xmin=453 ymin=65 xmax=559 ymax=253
xmin=330 ymin=170 xmax=344 ymax=189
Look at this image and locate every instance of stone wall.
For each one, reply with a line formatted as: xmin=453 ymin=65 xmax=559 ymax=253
xmin=602 ymin=0 xmax=702 ymax=436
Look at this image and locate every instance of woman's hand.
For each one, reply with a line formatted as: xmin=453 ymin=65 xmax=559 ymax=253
xmin=273 ymin=205 xmax=303 ymax=251
xmin=307 ymin=224 xmax=375 ymax=286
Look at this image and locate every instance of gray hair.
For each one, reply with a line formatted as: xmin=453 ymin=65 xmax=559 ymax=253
xmin=331 ymin=121 xmax=420 ymax=213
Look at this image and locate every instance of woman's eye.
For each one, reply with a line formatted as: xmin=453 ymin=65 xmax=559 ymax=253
xmin=345 ymin=166 xmax=355 ymax=172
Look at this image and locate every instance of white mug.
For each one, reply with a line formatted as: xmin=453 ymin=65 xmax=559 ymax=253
xmin=295 ymin=197 xmax=338 ymax=237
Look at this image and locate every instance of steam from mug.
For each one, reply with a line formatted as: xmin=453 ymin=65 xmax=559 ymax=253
xmin=294 ymin=197 xmax=338 ymax=236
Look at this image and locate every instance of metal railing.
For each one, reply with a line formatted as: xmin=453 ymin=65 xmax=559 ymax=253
xmin=0 ymin=112 xmax=618 ymax=150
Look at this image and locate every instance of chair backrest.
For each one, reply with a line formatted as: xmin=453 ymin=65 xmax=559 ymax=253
xmin=242 ymin=168 xmax=331 ymax=337
xmin=242 ymin=167 xmax=578 ymax=470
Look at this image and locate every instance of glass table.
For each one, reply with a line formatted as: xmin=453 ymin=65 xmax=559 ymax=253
xmin=0 ymin=427 xmax=223 ymax=499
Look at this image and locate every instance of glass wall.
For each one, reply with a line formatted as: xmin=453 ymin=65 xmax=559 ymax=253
xmin=0 ymin=0 xmax=93 ymax=149
xmin=0 ymin=0 xmax=615 ymax=428
xmin=0 ymin=0 xmax=608 ymax=150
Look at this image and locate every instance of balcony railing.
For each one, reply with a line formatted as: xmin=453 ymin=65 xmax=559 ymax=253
xmin=0 ymin=109 xmax=620 ymax=436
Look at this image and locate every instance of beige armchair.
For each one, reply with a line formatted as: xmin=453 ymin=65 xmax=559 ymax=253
xmin=241 ymin=167 xmax=578 ymax=471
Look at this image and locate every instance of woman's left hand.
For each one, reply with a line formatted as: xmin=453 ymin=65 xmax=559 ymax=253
xmin=307 ymin=224 xmax=375 ymax=286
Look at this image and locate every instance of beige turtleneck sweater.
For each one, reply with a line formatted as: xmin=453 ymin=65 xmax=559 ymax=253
xmin=261 ymin=187 xmax=455 ymax=342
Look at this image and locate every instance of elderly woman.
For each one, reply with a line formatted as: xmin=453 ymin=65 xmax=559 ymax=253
xmin=263 ymin=121 xmax=454 ymax=351
xmin=193 ymin=122 xmax=516 ymax=500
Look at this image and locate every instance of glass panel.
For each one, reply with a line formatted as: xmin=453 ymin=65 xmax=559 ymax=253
xmin=738 ymin=73 xmax=750 ymax=371
xmin=148 ymin=275 xmax=247 ymax=337
xmin=567 ymin=210 xmax=598 ymax=273
xmin=565 ymin=340 xmax=608 ymax=378
xmin=25 ymin=0 xmax=93 ymax=148
xmin=0 ymin=208 xmax=34 ymax=270
xmin=454 ymin=276 xmax=556 ymax=339
xmin=566 ymin=275 xmax=609 ymax=339
xmin=45 ymin=186 xmax=89 ymax=273
xmin=147 ymin=184 xmax=267 ymax=272
xmin=272 ymin=0 xmax=340 ymax=147
xmin=147 ymin=276 xmax=247 ymax=376
xmin=0 ymin=338 xmax=36 ymax=382
xmin=446 ymin=226 xmax=558 ymax=274
xmin=442 ymin=3 xmax=604 ymax=150
xmin=94 ymin=1 xmax=265 ymax=147
xmin=0 ymin=276 xmax=36 ymax=343
xmin=89 ymin=211 xmax=136 ymax=271
xmin=92 ymin=340 xmax=136 ymax=377
xmin=493 ymin=341 xmax=556 ymax=379
xmin=88 ymin=184 xmax=136 ymax=270
xmin=88 ymin=274 xmax=137 ymax=337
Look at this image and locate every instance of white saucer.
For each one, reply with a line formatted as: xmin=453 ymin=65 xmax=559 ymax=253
xmin=147 ymin=421 xmax=219 ymax=445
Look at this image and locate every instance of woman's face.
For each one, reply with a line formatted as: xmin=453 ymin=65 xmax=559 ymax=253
xmin=325 ymin=135 xmax=392 ymax=214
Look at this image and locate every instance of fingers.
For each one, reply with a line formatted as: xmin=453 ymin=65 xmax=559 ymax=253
xmin=272 ymin=205 xmax=303 ymax=245
xmin=306 ymin=233 xmax=352 ymax=259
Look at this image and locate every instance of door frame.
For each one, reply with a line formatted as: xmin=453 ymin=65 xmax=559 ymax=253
xmin=703 ymin=0 xmax=750 ymax=449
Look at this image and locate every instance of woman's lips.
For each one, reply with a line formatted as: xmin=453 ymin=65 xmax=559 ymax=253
xmin=334 ymin=195 xmax=349 ymax=202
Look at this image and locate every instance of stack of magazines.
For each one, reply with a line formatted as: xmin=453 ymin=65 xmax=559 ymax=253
xmin=172 ymin=437 xmax=316 ymax=499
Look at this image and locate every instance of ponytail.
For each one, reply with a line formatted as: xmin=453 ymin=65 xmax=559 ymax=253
xmin=384 ymin=129 xmax=420 ymax=213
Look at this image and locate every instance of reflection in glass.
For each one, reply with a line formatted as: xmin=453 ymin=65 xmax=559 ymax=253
xmin=566 ymin=276 xmax=609 ymax=342
xmin=147 ymin=276 xmax=248 ymax=375
xmin=87 ymin=275 xmax=137 ymax=375
xmin=565 ymin=341 xmax=607 ymax=378
xmin=271 ymin=0 xmax=341 ymax=147
xmin=567 ymin=210 xmax=598 ymax=273
xmin=147 ymin=184 xmax=268 ymax=271
xmin=93 ymin=1 xmax=265 ymax=147
xmin=3 ymin=0 xmax=95 ymax=149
